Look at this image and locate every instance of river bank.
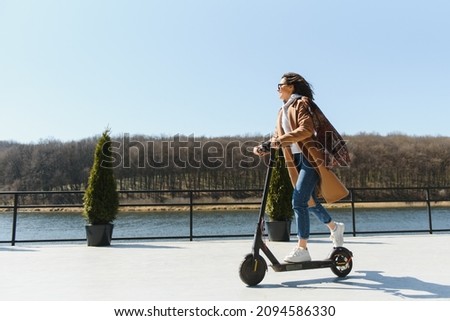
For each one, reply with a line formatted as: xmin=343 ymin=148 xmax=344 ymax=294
xmin=1 ymin=201 xmax=449 ymax=213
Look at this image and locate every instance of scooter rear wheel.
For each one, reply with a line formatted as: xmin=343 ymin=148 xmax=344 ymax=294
xmin=330 ymin=247 xmax=353 ymax=277
xmin=239 ymin=254 xmax=267 ymax=286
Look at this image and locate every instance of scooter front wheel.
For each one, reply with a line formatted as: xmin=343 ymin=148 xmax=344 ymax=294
xmin=239 ymin=253 xmax=267 ymax=286
xmin=330 ymin=247 xmax=353 ymax=277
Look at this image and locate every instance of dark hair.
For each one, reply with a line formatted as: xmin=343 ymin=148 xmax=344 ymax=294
xmin=282 ymin=72 xmax=314 ymax=100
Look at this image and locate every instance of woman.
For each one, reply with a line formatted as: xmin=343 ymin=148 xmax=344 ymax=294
xmin=254 ymin=72 xmax=348 ymax=263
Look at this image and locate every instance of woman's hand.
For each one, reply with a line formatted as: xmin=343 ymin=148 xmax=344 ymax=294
xmin=253 ymin=145 xmax=268 ymax=157
xmin=253 ymin=139 xmax=277 ymax=156
xmin=270 ymin=137 xmax=281 ymax=149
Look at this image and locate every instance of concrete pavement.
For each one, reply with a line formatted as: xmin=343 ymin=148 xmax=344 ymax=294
xmin=1 ymin=234 xmax=450 ymax=301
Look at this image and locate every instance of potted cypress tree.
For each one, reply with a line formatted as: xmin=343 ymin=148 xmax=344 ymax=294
xmin=265 ymin=149 xmax=294 ymax=241
xmin=83 ymin=129 xmax=119 ymax=246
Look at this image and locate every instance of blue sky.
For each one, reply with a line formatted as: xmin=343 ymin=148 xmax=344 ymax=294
xmin=1 ymin=0 xmax=449 ymax=143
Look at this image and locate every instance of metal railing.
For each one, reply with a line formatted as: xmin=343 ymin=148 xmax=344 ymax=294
xmin=0 ymin=187 xmax=449 ymax=245
xmin=347 ymin=186 xmax=450 ymax=235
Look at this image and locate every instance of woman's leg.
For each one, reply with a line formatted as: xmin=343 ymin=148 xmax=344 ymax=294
xmin=308 ymin=194 xmax=332 ymax=224
xmin=284 ymin=154 xmax=318 ymax=263
xmin=292 ymin=155 xmax=319 ymax=246
xmin=308 ymin=194 xmax=345 ymax=247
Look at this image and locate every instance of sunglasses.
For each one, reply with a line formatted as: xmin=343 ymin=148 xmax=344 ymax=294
xmin=277 ymin=83 xmax=289 ymax=90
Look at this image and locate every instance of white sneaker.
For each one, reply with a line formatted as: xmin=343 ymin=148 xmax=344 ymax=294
xmin=330 ymin=222 xmax=345 ymax=247
xmin=284 ymin=247 xmax=311 ymax=263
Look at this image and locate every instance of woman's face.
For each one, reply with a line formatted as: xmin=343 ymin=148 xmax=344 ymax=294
xmin=277 ymin=78 xmax=294 ymax=102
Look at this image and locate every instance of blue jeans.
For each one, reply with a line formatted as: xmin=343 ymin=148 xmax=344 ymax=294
xmin=292 ymin=153 xmax=332 ymax=240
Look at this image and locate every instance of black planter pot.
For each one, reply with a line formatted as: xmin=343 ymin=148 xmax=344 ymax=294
xmin=85 ymin=223 xmax=114 ymax=246
xmin=265 ymin=220 xmax=291 ymax=242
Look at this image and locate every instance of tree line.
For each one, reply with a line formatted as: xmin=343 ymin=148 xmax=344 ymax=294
xmin=1 ymin=133 xmax=449 ymax=200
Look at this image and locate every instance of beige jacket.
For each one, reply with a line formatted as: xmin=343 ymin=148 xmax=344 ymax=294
xmin=275 ymin=96 xmax=348 ymax=204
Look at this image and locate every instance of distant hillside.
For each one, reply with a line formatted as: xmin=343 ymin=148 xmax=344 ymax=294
xmin=1 ymin=134 xmax=450 ymax=194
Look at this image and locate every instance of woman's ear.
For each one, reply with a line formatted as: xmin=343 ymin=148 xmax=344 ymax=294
xmin=287 ymin=84 xmax=295 ymax=95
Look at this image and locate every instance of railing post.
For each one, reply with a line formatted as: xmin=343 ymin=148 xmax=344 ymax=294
xmin=189 ymin=191 xmax=194 ymax=241
xmin=350 ymin=189 xmax=356 ymax=237
xmin=11 ymin=193 xmax=19 ymax=246
xmin=425 ymin=188 xmax=433 ymax=234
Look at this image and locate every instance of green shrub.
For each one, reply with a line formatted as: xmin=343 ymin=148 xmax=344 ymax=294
xmin=83 ymin=129 xmax=119 ymax=224
xmin=266 ymin=149 xmax=294 ymax=221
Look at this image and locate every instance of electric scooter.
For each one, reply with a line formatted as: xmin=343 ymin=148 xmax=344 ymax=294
xmin=239 ymin=147 xmax=353 ymax=286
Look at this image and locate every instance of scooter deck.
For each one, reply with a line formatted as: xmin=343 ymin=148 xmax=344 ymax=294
xmin=271 ymin=259 xmax=334 ymax=272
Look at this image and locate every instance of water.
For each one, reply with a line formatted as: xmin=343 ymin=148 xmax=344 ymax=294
xmin=0 ymin=207 xmax=449 ymax=242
